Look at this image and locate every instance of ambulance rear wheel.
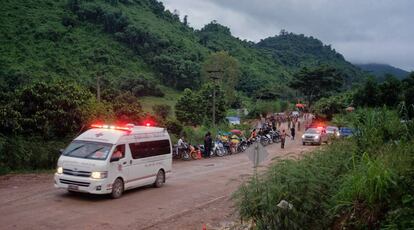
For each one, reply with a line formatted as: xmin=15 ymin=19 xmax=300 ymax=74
xmin=111 ymin=178 xmax=124 ymax=199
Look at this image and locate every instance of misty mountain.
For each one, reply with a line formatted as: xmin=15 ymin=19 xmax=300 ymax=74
xmin=356 ymin=63 xmax=409 ymax=81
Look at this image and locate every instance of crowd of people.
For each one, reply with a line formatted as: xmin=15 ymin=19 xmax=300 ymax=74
xmin=174 ymin=111 xmax=313 ymax=160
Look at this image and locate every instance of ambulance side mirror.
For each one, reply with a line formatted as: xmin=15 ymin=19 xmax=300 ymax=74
xmin=110 ymin=156 xmax=121 ymax=162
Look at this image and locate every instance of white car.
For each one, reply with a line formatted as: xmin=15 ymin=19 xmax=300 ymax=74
xmin=326 ymin=126 xmax=339 ymax=138
xmin=54 ymin=124 xmax=172 ymax=199
xmin=302 ymin=127 xmax=328 ymax=145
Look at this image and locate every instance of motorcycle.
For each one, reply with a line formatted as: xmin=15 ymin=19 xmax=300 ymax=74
xmin=237 ymin=137 xmax=248 ymax=153
xmin=173 ymin=143 xmax=197 ymax=160
xmin=269 ymin=130 xmax=281 ymax=143
xmin=259 ymin=134 xmax=272 ymax=146
xmin=213 ymin=140 xmax=227 ymax=157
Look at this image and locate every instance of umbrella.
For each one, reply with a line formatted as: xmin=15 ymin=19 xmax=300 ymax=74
xmin=296 ymin=103 xmax=305 ymax=108
xmin=230 ymin=129 xmax=242 ymax=135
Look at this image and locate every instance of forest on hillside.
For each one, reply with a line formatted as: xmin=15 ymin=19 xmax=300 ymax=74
xmin=0 ymin=0 xmax=382 ymax=175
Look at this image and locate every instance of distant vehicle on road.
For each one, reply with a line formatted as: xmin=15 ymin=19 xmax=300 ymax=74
xmin=339 ymin=127 xmax=353 ymax=138
xmin=54 ymin=124 xmax=172 ymax=199
xmin=326 ymin=126 xmax=339 ymax=138
xmin=302 ymin=127 xmax=328 ymax=145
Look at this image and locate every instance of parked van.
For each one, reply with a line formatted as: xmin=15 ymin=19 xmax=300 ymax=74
xmin=54 ymin=124 xmax=172 ymax=198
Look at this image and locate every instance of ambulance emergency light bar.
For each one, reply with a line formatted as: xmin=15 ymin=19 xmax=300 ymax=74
xmin=90 ymin=122 xmax=152 ymax=131
xmin=91 ymin=124 xmax=134 ymax=131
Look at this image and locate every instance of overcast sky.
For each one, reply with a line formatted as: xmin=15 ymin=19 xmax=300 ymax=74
xmin=161 ymin=0 xmax=413 ymax=71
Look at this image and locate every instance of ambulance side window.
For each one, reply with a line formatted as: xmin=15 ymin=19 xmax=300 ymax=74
xmin=129 ymin=140 xmax=171 ymax=159
xmin=113 ymin=144 xmax=125 ymax=158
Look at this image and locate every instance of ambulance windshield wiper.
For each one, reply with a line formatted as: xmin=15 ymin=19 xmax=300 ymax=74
xmin=63 ymin=145 xmax=85 ymax=156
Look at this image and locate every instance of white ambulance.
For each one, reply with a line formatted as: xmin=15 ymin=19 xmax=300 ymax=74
xmin=54 ymin=124 xmax=172 ymax=198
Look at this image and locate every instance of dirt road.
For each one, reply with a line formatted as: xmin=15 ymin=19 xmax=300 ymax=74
xmin=0 ymin=129 xmax=317 ymax=230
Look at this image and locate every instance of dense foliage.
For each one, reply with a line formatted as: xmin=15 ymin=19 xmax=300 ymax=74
xmin=314 ymin=72 xmax=414 ymax=118
xmin=234 ymin=108 xmax=414 ymax=229
xmin=0 ymin=0 xmax=370 ymax=175
xmin=290 ymin=65 xmax=344 ymax=108
xmin=175 ymin=84 xmax=227 ymax=126
xmin=1 ymin=0 xmax=364 ymax=96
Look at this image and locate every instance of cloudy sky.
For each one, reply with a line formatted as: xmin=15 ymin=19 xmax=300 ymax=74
xmin=161 ymin=0 xmax=413 ymax=71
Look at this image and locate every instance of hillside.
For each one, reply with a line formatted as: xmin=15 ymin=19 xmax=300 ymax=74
xmin=196 ymin=22 xmax=290 ymax=95
xmin=356 ymin=63 xmax=409 ymax=81
xmin=0 ymin=0 xmax=159 ymax=92
xmin=0 ymin=0 xmax=364 ymax=99
xmin=257 ymin=31 xmax=364 ymax=86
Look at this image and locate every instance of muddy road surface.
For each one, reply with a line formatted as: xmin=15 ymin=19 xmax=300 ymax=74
xmin=0 ymin=130 xmax=317 ymax=230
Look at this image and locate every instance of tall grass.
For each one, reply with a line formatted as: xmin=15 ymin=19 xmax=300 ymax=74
xmin=234 ymin=141 xmax=355 ymax=229
xmin=233 ymin=108 xmax=414 ymax=229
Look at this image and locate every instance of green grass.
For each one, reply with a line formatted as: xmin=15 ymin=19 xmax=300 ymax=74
xmin=140 ymin=87 xmax=181 ymax=114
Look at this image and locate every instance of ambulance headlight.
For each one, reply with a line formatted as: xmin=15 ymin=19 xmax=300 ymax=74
xmin=57 ymin=167 xmax=63 ymax=174
xmin=91 ymin=171 xmax=108 ymax=179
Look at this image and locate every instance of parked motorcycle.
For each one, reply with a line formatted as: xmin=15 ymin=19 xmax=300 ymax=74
xmin=259 ymin=134 xmax=272 ymax=146
xmin=269 ymin=130 xmax=281 ymax=143
xmin=213 ymin=140 xmax=227 ymax=157
xmin=237 ymin=137 xmax=248 ymax=152
xmin=173 ymin=143 xmax=196 ymax=160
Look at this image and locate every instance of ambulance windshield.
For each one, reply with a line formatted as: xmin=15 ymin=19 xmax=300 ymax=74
xmin=62 ymin=140 xmax=112 ymax=160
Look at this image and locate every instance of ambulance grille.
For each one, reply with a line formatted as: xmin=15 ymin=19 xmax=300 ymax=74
xmin=63 ymin=168 xmax=91 ymax=177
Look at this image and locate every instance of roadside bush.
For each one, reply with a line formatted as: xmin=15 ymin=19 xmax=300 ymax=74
xmin=234 ymin=141 xmax=355 ymax=229
xmin=234 ymin=108 xmax=414 ymax=229
xmin=247 ymin=100 xmax=283 ymax=118
xmin=350 ymin=108 xmax=406 ymax=153
xmin=165 ymin=119 xmax=183 ymax=137
xmin=153 ymin=104 xmax=171 ymax=120
xmin=0 ymin=136 xmax=69 ymax=173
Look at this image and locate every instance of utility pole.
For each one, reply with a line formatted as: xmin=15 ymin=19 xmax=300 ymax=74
xmin=207 ymin=70 xmax=222 ymax=127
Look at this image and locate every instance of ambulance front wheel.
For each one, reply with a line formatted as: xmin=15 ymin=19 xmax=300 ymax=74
xmin=111 ymin=178 xmax=124 ymax=199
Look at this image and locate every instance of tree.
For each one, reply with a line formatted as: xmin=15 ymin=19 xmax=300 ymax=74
xmin=290 ymin=66 xmax=343 ymax=108
xmin=354 ymin=77 xmax=380 ymax=107
xmin=314 ymin=92 xmax=354 ymax=119
xmin=113 ymin=92 xmax=143 ymax=124
xmin=201 ymin=51 xmax=240 ymax=106
xmin=198 ymin=83 xmax=227 ymax=124
xmin=9 ymin=81 xmax=92 ymax=137
xmin=152 ymin=104 xmax=171 ymax=120
xmin=379 ymin=75 xmax=402 ymax=107
xmin=175 ymin=89 xmax=203 ymax=125
xmin=403 ymin=72 xmax=414 ymax=118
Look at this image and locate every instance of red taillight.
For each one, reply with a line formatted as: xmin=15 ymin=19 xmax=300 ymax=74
xmin=146 ymin=123 xmax=151 ymax=127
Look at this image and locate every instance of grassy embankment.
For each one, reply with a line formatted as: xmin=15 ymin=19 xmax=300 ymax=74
xmin=234 ymin=108 xmax=414 ymax=229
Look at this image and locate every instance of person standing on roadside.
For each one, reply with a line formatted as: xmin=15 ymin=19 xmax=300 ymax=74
xmin=204 ymin=132 xmax=212 ymax=158
xmin=290 ymin=126 xmax=296 ymax=140
xmin=280 ymin=129 xmax=290 ymax=149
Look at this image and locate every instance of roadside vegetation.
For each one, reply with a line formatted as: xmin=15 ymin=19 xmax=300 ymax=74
xmin=234 ymin=108 xmax=414 ymax=229
xmin=233 ymin=73 xmax=414 ymax=229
